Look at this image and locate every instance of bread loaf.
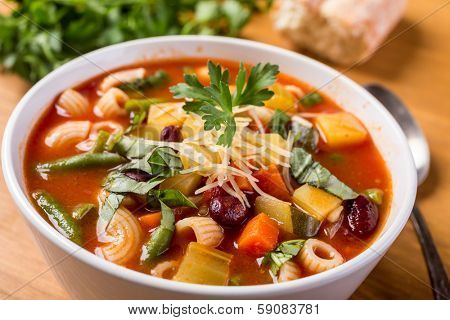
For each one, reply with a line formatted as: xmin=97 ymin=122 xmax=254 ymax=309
xmin=272 ymin=0 xmax=407 ymax=65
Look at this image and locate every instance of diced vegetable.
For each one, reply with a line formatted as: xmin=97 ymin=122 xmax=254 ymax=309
xmin=262 ymin=239 xmax=305 ymax=275
xmin=237 ymin=213 xmax=279 ymax=256
xmin=160 ymin=173 xmax=202 ymax=196
xmin=291 ymin=116 xmax=319 ymax=153
xmin=265 ymin=83 xmax=296 ymax=112
xmin=138 ymin=212 xmax=161 ymax=230
xmin=232 ymin=163 xmax=253 ymax=191
xmin=235 ymin=175 xmax=253 ymax=192
xmin=315 ymin=113 xmax=368 ymax=148
xmin=363 ymin=188 xmax=384 ymax=205
xmin=253 ymin=164 xmax=291 ymax=202
xmin=72 ymin=203 xmax=95 ymax=220
xmin=260 ymin=133 xmax=289 ymax=165
xmin=300 ymin=92 xmax=323 ymax=107
xmin=181 ymin=113 xmax=204 ymax=139
xmin=140 ymin=202 xmax=175 ymax=264
xmin=292 ymin=184 xmax=341 ymax=221
xmin=268 ymin=108 xmax=290 ymax=139
xmin=249 ymin=106 xmax=274 ymax=125
xmin=32 ymin=191 xmax=82 ymax=245
xmin=147 ymin=102 xmax=186 ymax=135
xmin=255 ymin=196 xmax=321 ymax=237
xmin=179 ymin=143 xmax=221 ymax=172
xmin=173 ymin=242 xmax=233 ymax=285
xmin=36 ymin=152 xmax=126 ymax=172
xmin=255 ymin=196 xmax=292 ymax=231
xmin=290 ymin=147 xmax=358 ymax=200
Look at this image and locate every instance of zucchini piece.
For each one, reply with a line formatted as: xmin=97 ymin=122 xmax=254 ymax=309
xmin=173 ymin=242 xmax=232 ymax=285
xmin=254 ymin=196 xmax=321 ymax=238
xmin=292 ymin=184 xmax=341 ymax=221
xmin=159 ymin=173 xmax=202 ymax=196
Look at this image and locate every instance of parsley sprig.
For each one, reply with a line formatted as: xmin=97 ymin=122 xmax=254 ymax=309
xmin=170 ymin=61 xmax=279 ymax=146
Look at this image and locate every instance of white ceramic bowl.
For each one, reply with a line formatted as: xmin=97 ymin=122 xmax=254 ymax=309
xmin=2 ymin=36 xmax=417 ymax=299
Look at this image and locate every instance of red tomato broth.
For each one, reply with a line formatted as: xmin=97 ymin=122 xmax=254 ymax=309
xmin=24 ymin=57 xmax=391 ymax=286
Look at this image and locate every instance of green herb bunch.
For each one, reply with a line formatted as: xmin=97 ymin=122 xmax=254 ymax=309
xmin=170 ymin=60 xmax=279 ymax=146
xmin=0 ymin=0 xmax=271 ymax=83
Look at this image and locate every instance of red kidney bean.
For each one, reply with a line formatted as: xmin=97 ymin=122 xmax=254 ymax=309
xmin=209 ymin=195 xmax=249 ymax=228
xmin=124 ymin=169 xmax=151 ymax=182
xmin=160 ymin=125 xmax=182 ymax=142
xmin=343 ymin=195 xmax=379 ymax=237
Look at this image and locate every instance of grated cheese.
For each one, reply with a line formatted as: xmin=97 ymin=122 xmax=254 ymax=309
xmin=142 ymin=105 xmax=293 ymax=207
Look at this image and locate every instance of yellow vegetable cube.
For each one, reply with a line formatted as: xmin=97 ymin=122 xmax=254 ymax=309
xmin=292 ymin=184 xmax=341 ymax=221
xmin=264 ymin=83 xmax=296 ymax=112
xmin=315 ymin=113 xmax=368 ymax=148
xmin=179 ymin=143 xmax=221 ymax=174
xmin=160 ymin=173 xmax=202 ymax=196
xmin=173 ymin=242 xmax=232 ymax=285
xmin=181 ymin=113 xmax=204 ymax=139
xmin=245 ymin=133 xmax=288 ymax=165
xmin=147 ymin=102 xmax=187 ymax=135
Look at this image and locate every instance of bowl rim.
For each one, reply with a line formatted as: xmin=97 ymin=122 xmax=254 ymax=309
xmin=2 ymin=35 xmax=417 ymax=297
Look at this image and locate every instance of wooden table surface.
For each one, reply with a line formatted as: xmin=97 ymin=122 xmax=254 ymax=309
xmin=0 ymin=0 xmax=449 ymax=300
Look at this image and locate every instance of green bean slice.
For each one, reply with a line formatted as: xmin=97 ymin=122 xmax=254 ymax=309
xmin=36 ymin=152 xmax=126 ymax=172
xmin=32 ymin=191 xmax=82 ymax=245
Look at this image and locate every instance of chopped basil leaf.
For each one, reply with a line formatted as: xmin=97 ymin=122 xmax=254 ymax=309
xmin=290 ymin=147 xmax=358 ymax=200
xmin=290 ymin=116 xmax=319 ymax=153
xmin=147 ymin=189 xmax=197 ymax=209
xmin=268 ymin=109 xmax=290 ymax=139
xmin=113 ymin=135 xmax=157 ymax=158
xmin=262 ymin=239 xmax=305 ymax=275
xmin=97 ymin=193 xmax=124 ymax=236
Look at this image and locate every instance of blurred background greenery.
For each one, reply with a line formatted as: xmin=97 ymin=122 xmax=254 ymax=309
xmin=0 ymin=0 xmax=272 ymax=83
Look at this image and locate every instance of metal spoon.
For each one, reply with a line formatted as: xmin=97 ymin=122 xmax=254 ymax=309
xmin=365 ymin=84 xmax=449 ymax=300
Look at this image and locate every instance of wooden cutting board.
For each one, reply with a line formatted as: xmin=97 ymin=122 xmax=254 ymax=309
xmin=0 ymin=0 xmax=448 ymax=299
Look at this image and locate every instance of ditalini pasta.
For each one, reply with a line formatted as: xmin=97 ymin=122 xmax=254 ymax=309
xmin=26 ymin=58 xmax=389 ymax=286
xmin=297 ymin=239 xmax=344 ymax=274
xmin=101 ymin=207 xmax=143 ymax=265
xmin=99 ymin=68 xmax=146 ymax=93
xmin=56 ymin=89 xmax=89 ymax=117
xmin=278 ymin=261 xmax=302 ymax=282
xmin=45 ymin=120 xmax=91 ymax=148
xmin=175 ymin=217 xmax=224 ymax=248
xmin=94 ymin=87 xmax=129 ymax=118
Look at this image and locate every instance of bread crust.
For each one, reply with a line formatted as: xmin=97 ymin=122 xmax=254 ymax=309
xmin=272 ymin=0 xmax=407 ymax=65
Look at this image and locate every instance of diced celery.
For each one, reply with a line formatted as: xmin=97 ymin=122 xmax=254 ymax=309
xmin=173 ymin=242 xmax=233 ymax=285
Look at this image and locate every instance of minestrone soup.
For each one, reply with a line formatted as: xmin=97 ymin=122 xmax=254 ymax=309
xmin=25 ymin=58 xmax=391 ymax=286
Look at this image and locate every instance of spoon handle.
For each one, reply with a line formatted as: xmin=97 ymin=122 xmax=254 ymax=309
xmin=411 ymin=205 xmax=449 ymax=299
